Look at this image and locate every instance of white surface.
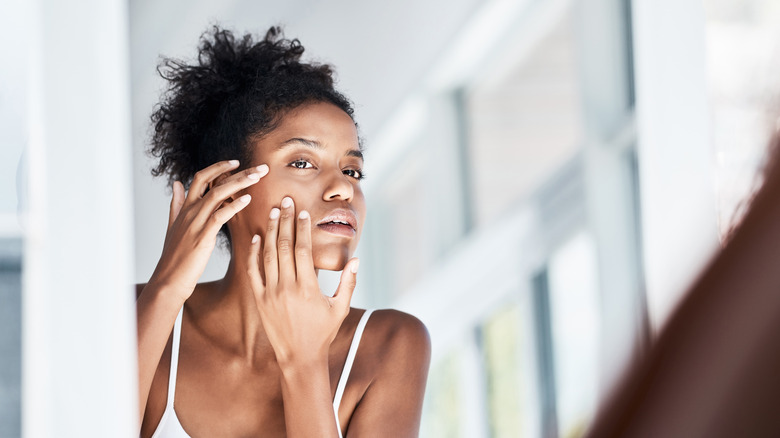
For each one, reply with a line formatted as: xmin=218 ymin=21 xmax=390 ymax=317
xmin=22 ymin=0 xmax=138 ymax=435
xmin=0 ymin=0 xmax=28 ymax=228
xmin=632 ymin=0 xmax=718 ymax=330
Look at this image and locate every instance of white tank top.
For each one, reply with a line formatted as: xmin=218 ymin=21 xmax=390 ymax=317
xmin=150 ymin=308 xmax=375 ymax=438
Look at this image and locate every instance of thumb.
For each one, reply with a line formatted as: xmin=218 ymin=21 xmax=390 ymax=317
xmin=168 ymin=180 xmax=185 ymax=228
xmin=333 ymin=258 xmax=359 ymax=307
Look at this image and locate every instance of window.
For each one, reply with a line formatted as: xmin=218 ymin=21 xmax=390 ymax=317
xmin=464 ymin=9 xmax=584 ymax=227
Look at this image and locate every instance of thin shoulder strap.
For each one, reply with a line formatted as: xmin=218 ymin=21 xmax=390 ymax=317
xmin=166 ymin=306 xmax=184 ymax=409
xmin=333 ymin=309 xmax=374 ymax=435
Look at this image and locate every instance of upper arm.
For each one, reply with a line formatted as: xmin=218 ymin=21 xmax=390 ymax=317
xmin=346 ymin=311 xmax=432 ymax=438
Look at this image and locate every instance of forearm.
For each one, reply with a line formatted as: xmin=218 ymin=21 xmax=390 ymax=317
xmin=279 ymin=358 xmax=340 ymax=438
xmin=136 ymin=283 xmax=187 ymax=424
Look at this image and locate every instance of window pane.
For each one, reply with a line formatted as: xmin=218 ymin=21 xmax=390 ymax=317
xmin=482 ymin=304 xmax=524 ymax=438
xmin=421 ymin=349 xmax=463 ymax=438
xmin=465 ymin=10 xmax=584 ymax=226
xmin=548 ymin=231 xmax=600 ymax=437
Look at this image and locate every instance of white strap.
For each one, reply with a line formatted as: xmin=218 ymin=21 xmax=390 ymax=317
xmin=333 ymin=309 xmax=374 ymax=437
xmin=166 ymin=306 xmax=184 ymax=409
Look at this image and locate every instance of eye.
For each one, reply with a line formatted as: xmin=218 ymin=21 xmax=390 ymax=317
xmin=343 ymin=168 xmax=365 ymax=180
xmin=289 ymin=159 xmax=314 ymax=170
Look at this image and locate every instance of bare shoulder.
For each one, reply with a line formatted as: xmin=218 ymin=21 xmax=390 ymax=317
xmin=361 ymin=309 xmax=431 ymax=367
xmin=346 ymin=309 xmax=431 ymax=436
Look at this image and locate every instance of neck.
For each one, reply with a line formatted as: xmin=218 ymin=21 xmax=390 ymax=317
xmin=204 ymin=236 xmax=319 ymax=365
xmin=204 ymin=238 xmax=271 ymax=365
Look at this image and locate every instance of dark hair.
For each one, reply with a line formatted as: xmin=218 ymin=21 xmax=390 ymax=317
xmin=148 ymin=25 xmax=359 ymax=246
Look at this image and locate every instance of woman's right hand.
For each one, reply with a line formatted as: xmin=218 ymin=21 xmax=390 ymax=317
xmin=147 ymin=160 xmax=268 ymax=301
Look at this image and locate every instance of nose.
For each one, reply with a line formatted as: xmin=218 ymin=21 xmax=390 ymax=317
xmin=322 ymin=167 xmax=354 ymax=202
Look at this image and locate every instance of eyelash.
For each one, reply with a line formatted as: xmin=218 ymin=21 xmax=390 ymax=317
xmin=288 ymin=158 xmax=366 ymax=181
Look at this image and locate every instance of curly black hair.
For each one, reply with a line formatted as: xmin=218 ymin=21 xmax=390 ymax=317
xmin=148 ymin=25 xmax=359 ymax=246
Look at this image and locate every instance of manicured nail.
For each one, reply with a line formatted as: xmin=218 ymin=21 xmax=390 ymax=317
xmin=281 ymin=197 xmax=293 ymax=208
xmin=299 ymin=210 xmax=310 ymax=220
xmin=270 ymin=208 xmax=280 ymax=219
xmin=252 ymin=234 xmax=260 ymax=244
xmin=256 ymin=164 xmax=269 ymax=174
xmin=350 ymin=259 xmax=360 ymax=274
xmin=247 ymin=172 xmax=260 ymax=181
xmin=229 ymin=159 xmax=239 ymax=166
xmin=238 ymin=194 xmax=251 ymax=203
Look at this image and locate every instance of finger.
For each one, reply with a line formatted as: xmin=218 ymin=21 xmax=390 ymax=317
xmin=168 ymin=180 xmax=185 ymax=228
xmin=247 ymin=233 xmax=266 ymax=292
xmin=333 ymin=258 xmax=359 ymax=309
xmin=263 ymin=207 xmax=281 ymax=290
xmin=202 ymin=164 xmax=268 ymax=212
xmin=276 ymin=196 xmax=297 ymax=287
xmin=206 ymin=193 xmax=252 ymax=234
xmin=186 ymin=159 xmax=240 ymax=203
xmin=294 ymin=210 xmax=317 ymax=290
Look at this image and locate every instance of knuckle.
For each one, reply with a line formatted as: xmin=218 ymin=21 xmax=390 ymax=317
xmin=295 ymin=247 xmax=310 ymax=258
xmin=280 ymin=210 xmax=293 ymax=220
xmin=192 ymin=171 xmax=204 ymax=184
xmin=277 ymin=238 xmax=293 ymax=252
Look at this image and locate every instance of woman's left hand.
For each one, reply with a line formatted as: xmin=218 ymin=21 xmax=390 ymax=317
xmin=246 ymin=196 xmax=359 ymax=367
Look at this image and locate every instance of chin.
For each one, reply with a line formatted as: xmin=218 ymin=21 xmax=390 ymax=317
xmin=312 ymin=246 xmax=352 ymax=271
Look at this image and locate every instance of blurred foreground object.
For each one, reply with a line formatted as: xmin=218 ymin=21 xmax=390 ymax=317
xmin=585 ymin=135 xmax=780 ymax=437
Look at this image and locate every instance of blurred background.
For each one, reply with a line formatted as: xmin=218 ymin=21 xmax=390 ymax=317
xmin=2 ymin=0 xmax=780 ymax=436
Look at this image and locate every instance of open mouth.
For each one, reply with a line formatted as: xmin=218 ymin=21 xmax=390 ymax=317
xmin=316 ymin=209 xmax=358 ymax=237
xmin=316 ymin=221 xmax=356 ymax=237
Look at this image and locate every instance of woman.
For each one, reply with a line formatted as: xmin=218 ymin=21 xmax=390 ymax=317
xmin=136 ymin=26 xmax=431 ymax=437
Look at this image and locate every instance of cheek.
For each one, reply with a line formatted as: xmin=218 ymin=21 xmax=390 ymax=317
xmin=244 ymin=179 xmax=319 ymax=234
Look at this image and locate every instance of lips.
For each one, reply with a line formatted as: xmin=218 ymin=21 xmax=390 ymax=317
xmin=316 ymin=209 xmax=358 ymax=237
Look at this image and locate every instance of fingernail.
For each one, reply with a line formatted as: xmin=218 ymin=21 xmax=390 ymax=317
xmin=229 ymin=159 xmax=239 ymax=166
xmin=299 ymin=210 xmax=310 ymax=219
xmin=270 ymin=208 xmax=280 ymax=219
xmin=281 ymin=197 xmax=293 ymax=208
xmin=256 ymin=164 xmax=269 ymax=175
xmin=350 ymin=259 xmax=360 ymax=274
xmin=247 ymin=173 xmax=260 ymax=181
xmin=252 ymin=234 xmax=260 ymax=244
xmin=238 ymin=194 xmax=251 ymax=203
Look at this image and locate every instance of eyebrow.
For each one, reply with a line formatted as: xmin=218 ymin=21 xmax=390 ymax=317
xmin=277 ymin=137 xmax=364 ymax=160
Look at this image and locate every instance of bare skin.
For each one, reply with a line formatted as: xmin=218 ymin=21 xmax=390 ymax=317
xmin=136 ymin=102 xmax=431 ymax=437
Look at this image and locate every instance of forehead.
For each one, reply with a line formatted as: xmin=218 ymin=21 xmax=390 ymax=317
xmin=263 ymin=102 xmax=360 ymax=150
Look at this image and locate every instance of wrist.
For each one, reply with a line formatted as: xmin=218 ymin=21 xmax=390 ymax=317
xmin=278 ymin=352 xmax=329 ymax=377
xmin=140 ymin=280 xmax=190 ymax=308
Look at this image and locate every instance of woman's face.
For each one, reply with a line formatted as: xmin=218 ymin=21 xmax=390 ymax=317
xmin=235 ymin=101 xmax=366 ymax=271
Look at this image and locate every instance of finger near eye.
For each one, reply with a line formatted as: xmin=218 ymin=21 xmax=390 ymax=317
xmin=187 ymin=160 xmax=240 ymax=201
